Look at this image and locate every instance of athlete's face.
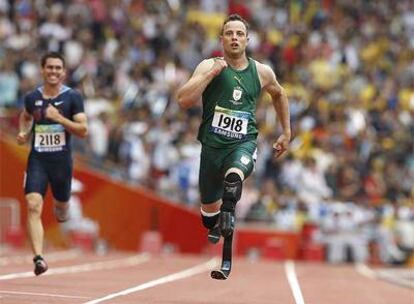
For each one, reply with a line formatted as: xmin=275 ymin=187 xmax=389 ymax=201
xmin=41 ymin=58 xmax=66 ymax=86
xmin=221 ymin=20 xmax=248 ymax=58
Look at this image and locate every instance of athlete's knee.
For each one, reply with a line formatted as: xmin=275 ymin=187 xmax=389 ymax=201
xmin=201 ymin=210 xmax=220 ymax=229
xmin=201 ymin=202 xmax=221 ymax=213
xmin=221 ymin=171 xmax=243 ymax=212
xmin=26 ymin=193 xmax=43 ymax=216
xmin=201 ymin=202 xmax=221 ymax=229
xmin=54 ymin=200 xmax=68 ymax=208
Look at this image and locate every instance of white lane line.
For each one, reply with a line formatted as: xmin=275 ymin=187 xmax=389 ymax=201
xmin=377 ymin=269 xmax=414 ymax=279
xmin=284 ymin=260 xmax=305 ymax=304
xmin=356 ymin=263 xmax=414 ymax=289
xmin=0 ymin=290 xmax=90 ymax=299
xmin=377 ymin=268 xmax=414 ymax=285
xmin=0 ymin=249 xmax=81 ymax=266
xmin=0 ymin=253 xmax=150 ymax=280
xmin=83 ymin=257 xmax=219 ymax=304
xmin=355 ymin=263 xmax=376 ymax=279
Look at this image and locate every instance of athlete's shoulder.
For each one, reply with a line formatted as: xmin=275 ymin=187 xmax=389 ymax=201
xmin=192 ymin=58 xmax=216 ymax=75
xmin=252 ymin=59 xmax=273 ymax=74
xmin=69 ymin=88 xmax=83 ymax=99
xmin=252 ymin=60 xmax=276 ymax=87
xmin=63 ymin=86 xmax=85 ymax=114
xmin=60 ymin=85 xmax=78 ymax=95
xmin=199 ymin=57 xmax=217 ymax=68
xmin=61 ymin=86 xmax=84 ymax=100
xmin=26 ymin=87 xmax=42 ymax=98
xmin=24 ymin=88 xmax=42 ymax=103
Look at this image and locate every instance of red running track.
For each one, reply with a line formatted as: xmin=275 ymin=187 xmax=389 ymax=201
xmin=0 ymin=249 xmax=412 ymax=304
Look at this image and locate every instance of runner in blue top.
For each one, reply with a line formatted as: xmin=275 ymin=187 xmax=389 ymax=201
xmin=16 ymin=52 xmax=88 ymax=276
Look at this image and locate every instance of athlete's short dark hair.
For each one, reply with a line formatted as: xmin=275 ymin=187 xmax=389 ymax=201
xmin=41 ymin=52 xmax=66 ymax=68
xmin=221 ymin=14 xmax=249 ymax=35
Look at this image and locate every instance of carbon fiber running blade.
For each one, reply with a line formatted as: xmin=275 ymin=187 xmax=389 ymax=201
xmin=211 ymin=268 xmax=229 ymax=280
xmin=211 ymin=232 xmax=233 ymax=280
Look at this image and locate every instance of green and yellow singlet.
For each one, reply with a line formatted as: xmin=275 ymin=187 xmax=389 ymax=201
xmin=197 ymin=57 xmax=261 ymax=148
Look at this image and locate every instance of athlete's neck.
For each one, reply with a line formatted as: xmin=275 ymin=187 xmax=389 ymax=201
xmin=42 ymin=84 xmax=62 ymax=99
xmin=224 ymin=55 xmax=248 ymax=71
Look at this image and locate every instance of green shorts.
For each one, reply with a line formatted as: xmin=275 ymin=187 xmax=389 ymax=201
xmin=199 ymin=140 xmax=257 ymax=204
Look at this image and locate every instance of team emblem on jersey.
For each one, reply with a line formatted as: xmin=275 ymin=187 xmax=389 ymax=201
xmin=232 ymin=87 xmax=242 ymax=101
xmin=35 ymin=100 xmax=43 ymax=106
xmin=241 ymin=155 xmax=250 ymax=165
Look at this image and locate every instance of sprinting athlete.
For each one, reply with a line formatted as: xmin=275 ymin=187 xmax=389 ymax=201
xmin=16 ymin=52 xmax=88 ymax=276
xmin=176 ymin=14 xmax=291 ymax=279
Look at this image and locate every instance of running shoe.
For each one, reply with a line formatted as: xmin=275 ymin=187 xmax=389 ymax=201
xmin=33 ymin=255 xmax=48 ymax=276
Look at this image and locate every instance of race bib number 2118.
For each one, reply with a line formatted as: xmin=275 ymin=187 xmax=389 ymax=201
xmin=34 ymin=124 xmax=66 ymax=152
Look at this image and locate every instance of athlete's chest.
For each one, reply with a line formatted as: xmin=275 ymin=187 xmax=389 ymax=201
xmin=214 ymin=69 xmax=259 ymax=105
xmin=32 ymin=95 xmax=72 ymax=118
xmin=218 ymin=71 xmax=250 ymax=92
xmin=31 ymin=96 xmax=72 ymax=152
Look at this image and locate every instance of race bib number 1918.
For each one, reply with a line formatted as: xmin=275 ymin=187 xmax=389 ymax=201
xmin=211 ymin=106 xmax=250 ymax=139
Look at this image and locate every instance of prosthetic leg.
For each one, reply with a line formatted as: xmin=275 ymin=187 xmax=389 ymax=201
xmin=211 ymin=173 xmax=242 ymax=280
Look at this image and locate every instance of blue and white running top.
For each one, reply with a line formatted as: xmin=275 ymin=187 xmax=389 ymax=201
xmin=24 ymin=85 xmax=85 ymax=157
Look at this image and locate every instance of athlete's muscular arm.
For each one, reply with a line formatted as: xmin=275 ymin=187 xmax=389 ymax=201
xmin=258 ymin=63 xmax=291 ymax=158
xmin=45 ymin=105 xmax=88 ymax=138
xmin=176 ymin=58 xmax=227 ymax=109
xmin=17 ymin=109 xmax=34 ymax=145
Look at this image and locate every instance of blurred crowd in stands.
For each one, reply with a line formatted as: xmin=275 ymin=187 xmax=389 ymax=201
xmin=1 ymin=0 xmax=413 ymax=264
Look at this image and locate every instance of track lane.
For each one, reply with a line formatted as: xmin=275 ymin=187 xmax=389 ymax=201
xmin=0 ymin=254 xmax=218 ymax=304
xmin=1 ymin=248 xmax=412 ymax=304
xmin=294 ymin=262 xmax=414 ymax=304
xmin=112 ymin=258 xmax=295 ymax=304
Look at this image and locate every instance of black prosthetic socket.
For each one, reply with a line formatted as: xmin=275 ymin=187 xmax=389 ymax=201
xmin=202 ymin=213 xmax=220 ymax=229
xmin=221 ymin=173 xmax=243 ymax=212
